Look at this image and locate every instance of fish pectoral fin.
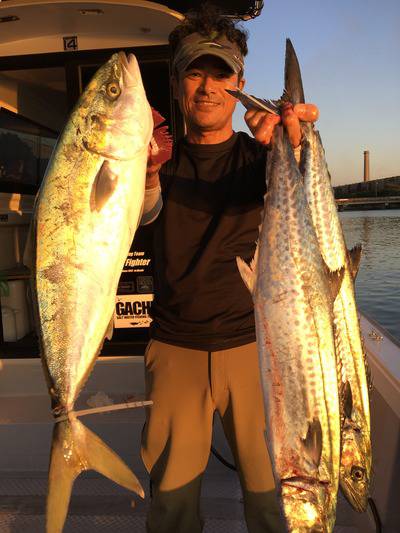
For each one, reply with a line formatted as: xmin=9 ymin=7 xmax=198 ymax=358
xmin=236 ymin=245 xmax=259 ymax=295
xmin=301 ymin=417 xmax=323 ymax=467
xmin=341 ymin=380 xmax=354 ymax=420
xmin=326 ymin=265 xmax=345 ymax=302
xmin=348 ymin=244 xmax=362 ymax=280
xmin=47 ymin=417 xmax=144 ymax=532
xmin=90 ymin=160 xmax=119 ymax=212
xmin=236 ymin=256 xmax=254 ymax=294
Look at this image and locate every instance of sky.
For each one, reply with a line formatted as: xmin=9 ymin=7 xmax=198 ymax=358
xmin=232 ymin=0 xmax=400 ymax=186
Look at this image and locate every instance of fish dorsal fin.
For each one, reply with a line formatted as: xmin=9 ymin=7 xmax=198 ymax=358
xmin=301 ymin=417 xmax=323 ymax=467
xmin=341 ymin=380 xmax=353 ymax=419
xmin=348 ymin=244 xmax=362 ymax=280
xmin=326 ymin=265 xmax=345 ymax=302
xmin=90 ymin=160 xmax=118 ymax=212
xmin=105 ymin=315 xmax=114 ymax=341
xmin=236 ymin=242 xmax=259 ymax=295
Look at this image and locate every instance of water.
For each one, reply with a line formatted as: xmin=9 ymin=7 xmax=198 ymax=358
xmin=340 ymin=209 xmax=400 ymax=342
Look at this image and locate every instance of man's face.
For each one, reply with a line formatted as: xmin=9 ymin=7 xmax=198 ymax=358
xmin=173 ymin=55 xmax=245 ymax=134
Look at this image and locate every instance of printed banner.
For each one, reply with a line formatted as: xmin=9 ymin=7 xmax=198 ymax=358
xmin=114 ymin=293 xmax=153 ymax=328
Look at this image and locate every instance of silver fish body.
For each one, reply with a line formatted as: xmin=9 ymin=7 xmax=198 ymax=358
xmin=300 ymin=123 xmax=372 ymax=512
xmin=30 ymin=51 xmax=153 ymax=532
xmin=238 ymin=126 xmax=341 ymax=532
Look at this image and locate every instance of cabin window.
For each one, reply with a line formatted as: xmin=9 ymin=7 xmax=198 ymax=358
xmin=0 ymin=66 xmax=66 ymax=194
xmin=0 ymin=108 xmax=58 ymax=194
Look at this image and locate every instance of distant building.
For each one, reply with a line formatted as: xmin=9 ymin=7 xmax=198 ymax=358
xmin=334 ymin=176 xmax=400 ymax=199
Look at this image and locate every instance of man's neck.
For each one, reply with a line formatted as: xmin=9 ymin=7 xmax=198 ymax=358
xmin=185 ymin=127 xmax=234 ymax=145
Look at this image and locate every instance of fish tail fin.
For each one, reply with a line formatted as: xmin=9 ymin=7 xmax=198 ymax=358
xmin=46 ymin=416 xmax=144 ymax=532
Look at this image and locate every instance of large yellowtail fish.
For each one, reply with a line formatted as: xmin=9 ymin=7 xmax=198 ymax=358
xmin=27 ymin=52 xmax=168 ymax=532
xmin=283 ymin=38 xmax=372 ymax=512
xmin=237 ymin=122 xmax=343 ymax=531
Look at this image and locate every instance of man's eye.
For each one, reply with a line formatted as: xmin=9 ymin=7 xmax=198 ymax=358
xmin=187 ymin=71 xmax=201 ymax=78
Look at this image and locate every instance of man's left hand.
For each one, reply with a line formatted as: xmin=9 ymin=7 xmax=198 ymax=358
xmin=245 ymin=103 xmax=319 ymax=147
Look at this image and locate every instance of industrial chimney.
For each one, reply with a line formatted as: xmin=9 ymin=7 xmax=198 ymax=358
xmin=363 ymin=150 xmax=370 ymax=182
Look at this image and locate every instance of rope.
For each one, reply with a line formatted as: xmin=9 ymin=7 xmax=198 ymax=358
xmin=54 ymin=399 xmax=153 ymax=423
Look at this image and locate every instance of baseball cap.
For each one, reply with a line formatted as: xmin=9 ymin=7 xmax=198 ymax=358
xmin=172 ymin=32 xmax=244 ymax=75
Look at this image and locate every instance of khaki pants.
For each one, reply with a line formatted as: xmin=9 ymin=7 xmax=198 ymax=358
xmin=141 ymin=340 xmax=284 ymax=533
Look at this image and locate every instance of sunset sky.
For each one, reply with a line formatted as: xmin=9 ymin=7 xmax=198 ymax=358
xmin=232 ymin=0 xmax=400 ymax=185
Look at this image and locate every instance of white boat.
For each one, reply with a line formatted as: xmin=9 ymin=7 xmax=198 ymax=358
xmin=0 ymin=310 xmax=398 ymax=532
xmin=0 ymin=1 xmax=398 ymax=532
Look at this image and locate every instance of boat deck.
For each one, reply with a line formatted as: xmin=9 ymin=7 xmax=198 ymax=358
xmin=2 ymin=310 xmax=399 ymax=533
xmin=0 ymin=469 xmax=363 ymax=533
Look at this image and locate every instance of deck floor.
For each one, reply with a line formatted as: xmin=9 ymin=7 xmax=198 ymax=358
xmin=0 ymin=471 xmax=363 ymax=532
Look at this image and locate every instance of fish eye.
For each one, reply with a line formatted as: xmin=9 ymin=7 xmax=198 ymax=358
xmin=350 ymin=466 xmax=365 ymax=482
xmin=106 ymin=81 xmax=121 ymax=99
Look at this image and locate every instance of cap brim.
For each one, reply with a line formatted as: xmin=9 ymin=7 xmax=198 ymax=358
xmin=186 ymin=51 xmax=239 ymax=73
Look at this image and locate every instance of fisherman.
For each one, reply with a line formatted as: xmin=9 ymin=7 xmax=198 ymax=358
xmin=140 ymin=6 xmax=318 ymax=532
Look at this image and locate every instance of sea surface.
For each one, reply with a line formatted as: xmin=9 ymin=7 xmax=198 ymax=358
xmin=340 ymin=209 xmax=400 ymax=343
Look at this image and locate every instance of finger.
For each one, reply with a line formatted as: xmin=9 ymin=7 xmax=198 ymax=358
xmin=147 ymin=161 xmax=162 ymax=175
xmin=253 ymin=114 xmax=281 ymax=145
xmin=244 ymin=108 xmax=258 ymax=122
xmin=281 ymin=105 xmax=301 ymax=148
xmin=245 ymin=110 xmax=270 ymax=133
xmin=293 ymin=103 xmax=319 ymax=122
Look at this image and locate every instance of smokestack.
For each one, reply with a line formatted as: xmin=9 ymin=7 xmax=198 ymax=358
xmin=363 ymin=150 xmax=370 ymax=182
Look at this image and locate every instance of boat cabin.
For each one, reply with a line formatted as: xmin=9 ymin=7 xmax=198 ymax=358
xmin=0 ymin=0 xmax=262 ymax=357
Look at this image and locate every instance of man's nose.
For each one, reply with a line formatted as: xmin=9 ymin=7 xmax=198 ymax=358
xmin=198 ymin=75 xmax=216 ymax=93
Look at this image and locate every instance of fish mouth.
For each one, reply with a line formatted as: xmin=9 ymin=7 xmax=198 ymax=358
xmin=118 ymin=51 xmax=140 ymax=87
xmin=282 ymin=475 xmax=330 ymax=489
xmin=340 ymin=480 xmax=368 ymax=512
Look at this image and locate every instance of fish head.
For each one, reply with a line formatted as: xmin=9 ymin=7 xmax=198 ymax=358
xmin=79 ymin=52 xmax=153 ymax=160
xmin=281 ymin=480 xmax=332 ymax=533
xmin=339 ymin=420 xmax=371 ymax=512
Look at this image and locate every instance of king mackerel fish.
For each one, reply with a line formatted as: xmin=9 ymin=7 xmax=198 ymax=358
xmin=236 ymin=43 xmax=345 ymax=531
xmin=288 ymin=39 xmax=372 ymax=512
xmin=26 ymin=52 xmax=171 ymax=532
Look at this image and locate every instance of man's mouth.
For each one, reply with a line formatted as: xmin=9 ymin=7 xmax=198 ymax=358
xmin=194 ymin=100 xmax=219 ymax=107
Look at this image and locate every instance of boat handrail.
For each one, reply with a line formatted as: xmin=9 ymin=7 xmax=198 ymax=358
xmin=360 ymin=311 xmax=400 ymax=419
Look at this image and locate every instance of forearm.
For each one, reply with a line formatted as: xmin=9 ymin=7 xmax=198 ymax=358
xmin=141 ymin=181 xmax=163 ymax=225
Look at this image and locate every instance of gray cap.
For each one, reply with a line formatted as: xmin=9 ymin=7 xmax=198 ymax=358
xmin=172 ymin=32 xmax=244 ymax=75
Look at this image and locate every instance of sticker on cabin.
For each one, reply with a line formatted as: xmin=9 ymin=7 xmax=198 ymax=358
xmin=114 ymin=294 xmax=154 ymax=328
xmin=63 ymin=36 xmax=78 ymax=51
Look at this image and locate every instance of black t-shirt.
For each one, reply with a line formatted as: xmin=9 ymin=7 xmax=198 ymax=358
xmin=150 ymin=131 xmax=267 ymax=351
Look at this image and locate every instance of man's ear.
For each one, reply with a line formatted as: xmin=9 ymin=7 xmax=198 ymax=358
xmin=238 ymin=77 xmax=245 ymax=91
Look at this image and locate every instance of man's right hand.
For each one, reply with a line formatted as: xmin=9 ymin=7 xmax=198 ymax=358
xmin=245 ymin=103 xmax=319 ymax=148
